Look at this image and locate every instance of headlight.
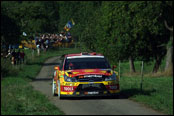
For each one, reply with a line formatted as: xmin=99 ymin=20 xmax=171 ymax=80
xmin=64 ymin=75 xmax=77 ymax=82
xmin=105 ymin=73 xmax=116 ymax=81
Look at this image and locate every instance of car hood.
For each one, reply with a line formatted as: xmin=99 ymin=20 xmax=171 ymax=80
xmin=65 ymin=69 xmax=113 ymax=77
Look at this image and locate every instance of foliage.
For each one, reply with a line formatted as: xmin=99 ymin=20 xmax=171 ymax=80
xmin=1 ymin=58 xmax=20 ymax=77
xmin=1 ymin=48 xmax=81 ymax=115
xmin=1 ymin=12 xmax=21 ymax=45
xmin=1 ymin=1 xmax=173 ymax=72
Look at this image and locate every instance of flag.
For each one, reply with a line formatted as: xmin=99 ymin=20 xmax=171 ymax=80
xmin=64 ymin=19 xmax=75 ymax=31
xmin=64 ymin=21 xmax=72 ymax=31
xmin=71 ymin=18 xmax=75 ymax=25
xmin=23 ymin=32 xmax=27 ymax=36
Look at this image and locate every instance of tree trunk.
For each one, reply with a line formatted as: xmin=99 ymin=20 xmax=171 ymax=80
xmin=164 ymin=20 xmax=173 ymax=74
xmin=164 ymin=34 xmax=173 ymax=73
xmin=129 ymin=56 xmax=136 ymax=73
xmin=153 ymin=55 xmax=162 ymax=73
xmin=165 ymin=46 xmax=173 ymax=69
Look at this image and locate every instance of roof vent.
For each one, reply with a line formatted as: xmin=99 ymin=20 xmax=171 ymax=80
xmin=90 ymin=52 xmax=97 ymax=55
xmin=81 ymin=52 xmax=89 ymax=55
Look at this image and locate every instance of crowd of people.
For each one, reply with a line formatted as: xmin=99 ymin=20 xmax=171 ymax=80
xmin=35 ymin=31 xmax=72 ymax=47
xmin=33 ymin=31 xmax=73 ymax=55
xmin=5 ymin=49 xmax=25 ymax=65
xmin=37 ymin=31 xmax=72 ymax=44
xmin=31 ymin=32 xmax=72 ymax=55
xmin=1 ymin=31 xmax=73 ymax=65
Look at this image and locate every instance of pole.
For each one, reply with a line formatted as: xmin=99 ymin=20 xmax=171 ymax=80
xmin=140 ymin=61 xmax=144 ymax=91
xmin=119 ymin=60 xmax=121 ymax=78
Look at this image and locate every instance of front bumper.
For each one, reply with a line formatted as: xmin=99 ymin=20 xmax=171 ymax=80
xmin=59 ymin=81 xmax=120 ymax=97
xmin=60 ymin=92 xmax=120 ymax=98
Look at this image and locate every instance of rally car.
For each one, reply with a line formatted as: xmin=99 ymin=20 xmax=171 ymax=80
xmin=52 ymin=52 xmax=120 ymax=98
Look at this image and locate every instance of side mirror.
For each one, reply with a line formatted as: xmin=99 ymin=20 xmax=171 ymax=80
xmin=112 ymin=65 xmax=116 ymax=70
xmin=54 ymin=66 xmax=60 ymax=71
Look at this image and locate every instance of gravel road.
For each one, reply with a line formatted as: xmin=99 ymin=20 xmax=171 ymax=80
xmin=30 ymin=56 xmax=164 ymax=115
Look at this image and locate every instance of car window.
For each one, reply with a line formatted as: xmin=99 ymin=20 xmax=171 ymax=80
xmin=59 ymin=58 xmax=64 ymax=70
xmin=64 ymin=57 xmax=111 ymax=70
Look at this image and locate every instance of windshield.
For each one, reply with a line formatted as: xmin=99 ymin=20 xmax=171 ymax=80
xmin=64 ymin=57 xmax=111 ymax=70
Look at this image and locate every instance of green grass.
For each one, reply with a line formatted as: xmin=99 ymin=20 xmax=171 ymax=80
xmin=1 ymin=47 xmax=81 ymax=115
xmin=1 ymin=77 xmax=64 ymax=115
xmin=2 ymin=47 xmax=173 ymax=115
xmin=116 ymin=59 xmax=169 ymax=76
xmin=118 ymin=60 xmax=173 ymax=115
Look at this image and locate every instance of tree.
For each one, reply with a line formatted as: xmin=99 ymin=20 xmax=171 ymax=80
xmin=88 ymin=1 xmax=171 ymax=73
xmin=1 ymin=12 xmax=21 ymax=47
xmin=163 ymin=1 xmax=173 ymax=75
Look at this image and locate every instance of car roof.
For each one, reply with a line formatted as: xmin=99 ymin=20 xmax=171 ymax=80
xmin=64 ymin=52 xmax=104 ymax=59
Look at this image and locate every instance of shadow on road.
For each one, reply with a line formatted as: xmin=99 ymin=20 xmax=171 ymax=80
xmin=60 ymin=96 xmax=120 ymax=100
xmin=119 ymin=88 xmax=156 ymax=99
xmin=59 ymin=88 xmax=156 ymax=100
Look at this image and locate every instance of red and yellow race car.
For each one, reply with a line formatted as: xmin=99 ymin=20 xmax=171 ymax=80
xmin=52 ymin=52 xmax=120 ymax=98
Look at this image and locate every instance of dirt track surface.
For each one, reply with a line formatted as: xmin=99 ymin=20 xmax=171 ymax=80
xmin=30 ymin=56 xmax=164 ymax=115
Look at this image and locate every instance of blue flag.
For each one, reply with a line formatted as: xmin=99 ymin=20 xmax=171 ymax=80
xmin=64 ymin=19 xmax=75 ymax=31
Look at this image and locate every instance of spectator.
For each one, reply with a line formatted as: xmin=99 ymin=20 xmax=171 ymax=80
xmin=20 ymin=50 xmax=25 ymax=64
xmin=36 ymin=43 xmax=40 ymax=56
xmin=5 ymin=49 xmax=11 ymax=58
xmin=43 ymin=42 xmax=46 ymax=52
xmin=32 ymin=47 xmax=35 ymax=57
xmin=11 ymin=49 xmax=16 ymax=65
xmin=16 ymin=49 xmax=21 ymax=64
xmin=45 ymin=39 xmax=49 ymax=50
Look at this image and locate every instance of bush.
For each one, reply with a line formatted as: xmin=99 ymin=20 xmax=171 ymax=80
xmin=1 ymin=58 xmax=11 ymax=77
xmin=1 ymin=57 xmax=19 ymax=78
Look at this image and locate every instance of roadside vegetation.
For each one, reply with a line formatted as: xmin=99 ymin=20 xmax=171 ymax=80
xmin=1 ymin=48 xmax=81 ymax=115
xmin=1 ymin=47 xmax=173 ymax=115
xmin=1 ymin=1 xmax=173 ymax=115
xmin=117 ymin=61 xmax=173 ymax=115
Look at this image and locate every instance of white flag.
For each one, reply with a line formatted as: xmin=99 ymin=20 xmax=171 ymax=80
xmin=23 ymin=32 xmax=27 ymax=36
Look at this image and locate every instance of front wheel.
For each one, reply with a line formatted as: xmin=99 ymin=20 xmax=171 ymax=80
xmin=112 ymin=93 xmax=120 ymax=99
xmin=57 ymin=80 xmax=61 ymax=99
xmin=52 ymin=78 xmax=57 ymax=96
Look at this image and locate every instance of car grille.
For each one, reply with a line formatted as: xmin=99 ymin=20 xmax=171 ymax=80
xmin=77 ymin=75 xmax=107 ymax=82
xmin=76 ymin=83 xmax=107 ymax=91
xmin=78 ymin=77 xmax=103 ymax=82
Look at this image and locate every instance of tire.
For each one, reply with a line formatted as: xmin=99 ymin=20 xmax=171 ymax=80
xmin=52 ymin=78 xmax=57 ymax=96
xmin=57 ymin=80 xmax=61 ymax=99
xmin=113 ymin=93 xmax=120 ymax=99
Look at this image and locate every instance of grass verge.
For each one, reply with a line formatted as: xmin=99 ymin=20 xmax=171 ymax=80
xmin=117 ymin=61 xmax=173 ymax=115
xmin=1 ymin=47 xmax=81 ymax=115
xmin=119 ymin=75 xmax=173 ymax=115
xmin=1 ymin=48 xmax=173 ymax=115
xmin=1 ymin=77 xmax=64 ymax=115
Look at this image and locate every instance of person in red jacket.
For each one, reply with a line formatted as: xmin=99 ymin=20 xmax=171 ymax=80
xmin=20 ymin=50 xmax=25 ymax=64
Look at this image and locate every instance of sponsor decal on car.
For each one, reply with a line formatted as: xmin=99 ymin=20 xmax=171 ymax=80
xmin=84 ymin=91 xmax=99 ymax=95
xmin=61 ymin=86 xmax=77 ymax=92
